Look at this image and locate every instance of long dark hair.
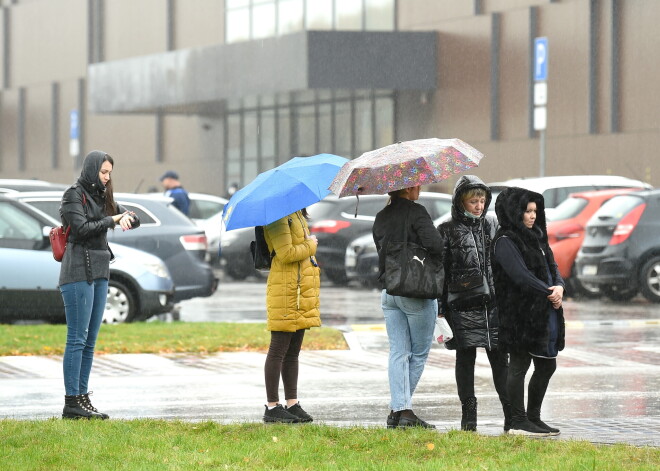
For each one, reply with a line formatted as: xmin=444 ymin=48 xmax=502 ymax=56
xmin=102 ymin=154 xmax=118 ymax=216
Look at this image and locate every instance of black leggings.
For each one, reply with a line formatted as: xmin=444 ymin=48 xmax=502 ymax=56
xmin=455 ymin=347 xmax=509 ymax=406
xmin=507 ymin=352 xmax=557 ymax=423
xmin=264 ymin=330 xmax=305 ymax=403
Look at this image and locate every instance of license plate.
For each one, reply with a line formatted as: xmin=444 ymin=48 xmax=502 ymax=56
xmin=582 ymin=265 xmax=598 ymax=276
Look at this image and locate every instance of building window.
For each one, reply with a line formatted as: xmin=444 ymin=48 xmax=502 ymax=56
xmin=224 ymin=90 xmax=394 ymax=188
xmin=225 ymin=0 xmax=395 ymax=44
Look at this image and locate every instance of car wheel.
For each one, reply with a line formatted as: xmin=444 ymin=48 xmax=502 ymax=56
xmin=225 ymin=256 xmax=253 ymax=280
xmin=325 ymin=268 xmax=348 ymax=286
xmin=104 ymin=280 xmax=137 ymax=324
xmin=639 ymin=256 xmax=660 ymax=303
xmin=602 ymin=285 xmax=637 ymax=302
xmin=567 ymin=276 xmax=601 ymax=299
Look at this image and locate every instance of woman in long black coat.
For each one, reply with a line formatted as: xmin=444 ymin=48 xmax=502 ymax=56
xmin=438 ymin=175 xmax=510 ymax=432
xmin=491 ymin=186 xmax=565 ymax=437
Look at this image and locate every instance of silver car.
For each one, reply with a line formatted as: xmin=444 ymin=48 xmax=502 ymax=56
xmin=0 ymin=196 xmax=174 ymax=323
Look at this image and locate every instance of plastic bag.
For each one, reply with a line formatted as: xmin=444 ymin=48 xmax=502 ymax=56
xmin=434 ymin=317 xmax=453 ymax=345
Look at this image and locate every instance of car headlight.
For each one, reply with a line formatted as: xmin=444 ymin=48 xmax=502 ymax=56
xmin=143 ymin=261 xmax=170 ymax=279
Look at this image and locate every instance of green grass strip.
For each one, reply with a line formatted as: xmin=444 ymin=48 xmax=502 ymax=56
xmin=0 ymin=322 xmax=347 ymax=356
xmin=0 ymin=420 xmax=658 ymax=471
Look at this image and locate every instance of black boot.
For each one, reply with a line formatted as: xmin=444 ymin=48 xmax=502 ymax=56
xmin=527 ymin=407 xmax=559 ymax=435
xmin=461 ymin=397 xmax=477 ymax=431
xmin=62 ymin=394 xmax=105 ymax=420
xmin=81 ymin=392 xmax=109 ymax=420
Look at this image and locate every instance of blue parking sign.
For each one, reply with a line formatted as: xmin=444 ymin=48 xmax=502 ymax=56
xmin=534 ymin=37 xmax=548 ymax=81
xmin=70 ymin=110 xmax=79 ymax=140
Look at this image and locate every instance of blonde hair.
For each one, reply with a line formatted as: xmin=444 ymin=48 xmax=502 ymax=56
xmin=461 ymin=188 xmax=487 ymax=202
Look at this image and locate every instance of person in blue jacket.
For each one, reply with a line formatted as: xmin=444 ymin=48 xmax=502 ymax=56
xmin=160 ymin=170 xmax=190 ymax=215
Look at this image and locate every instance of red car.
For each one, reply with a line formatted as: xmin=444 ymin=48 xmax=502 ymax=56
xmin=547 ymin=188 xmax=642 ymax=298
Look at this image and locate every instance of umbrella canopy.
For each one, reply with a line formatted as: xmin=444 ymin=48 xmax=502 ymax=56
xmin=222 ymin=153 xmax=349 ymax=231
xmin=328 ymin=138 xmax=484 ymax=198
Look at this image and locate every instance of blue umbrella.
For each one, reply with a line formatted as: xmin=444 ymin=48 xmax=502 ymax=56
xmin=221 ymin=153 xmax=349 ymax=231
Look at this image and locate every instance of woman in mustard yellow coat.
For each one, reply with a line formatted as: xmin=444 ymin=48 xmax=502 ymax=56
xmin=262 ymin=209 xmax=321 ymax=423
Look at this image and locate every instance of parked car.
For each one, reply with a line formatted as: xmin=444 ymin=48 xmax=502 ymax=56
xmin=10 ymin=191 xmax=217 ymax=302
xmin=0 ymin=195 xmax=174 ymax=323
xmin=546 ymin=188 xmax=641 ymax=298
xmin=0 ymin=179 xmax=68 ymax=194
xmin=186 ymin=193 xmax=227 ymax=265
xmin=575 ymin=189 xmax=660 ymax=302
xmin=345 ymin=205 xmax=453 ymax=288
xmin=488 ymin=175 xmax=652 ymax=212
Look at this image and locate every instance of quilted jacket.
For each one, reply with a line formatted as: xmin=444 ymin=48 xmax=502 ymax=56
xmin=264 ymin=211 xmax=321 ymax=332
xmin=438 ymin=175 xmax=499 ymax=350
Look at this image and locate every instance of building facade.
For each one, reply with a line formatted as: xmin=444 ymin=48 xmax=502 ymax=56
xmin=0 ymin=0 xmax=657 ymax=195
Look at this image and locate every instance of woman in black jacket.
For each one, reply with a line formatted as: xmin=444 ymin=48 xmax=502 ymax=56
xmin=491 ymin=186 xmax=565 ymax=437
xmin=59 ymin=151 xmax=139 ymax=420
xmin=373 ymin=185 xmax=445 ymax=429
xmin=438 ymin=175 xmax=510 ymax=432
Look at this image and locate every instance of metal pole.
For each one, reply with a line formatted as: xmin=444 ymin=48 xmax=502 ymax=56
xmin=539 ymin=129 xmax=546 ymax=177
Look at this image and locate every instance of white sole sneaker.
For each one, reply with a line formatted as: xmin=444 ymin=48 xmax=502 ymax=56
xmin=508 ymin=428 xmax=552 ymax=437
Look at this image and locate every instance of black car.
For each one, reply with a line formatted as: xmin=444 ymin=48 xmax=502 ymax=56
xmin=11 ymin=191 xmax=217 ymax=302
xmin=575 ymin=189 xmax=660 ymax=302
xmin=309 ymin=192 xmax=453 ymax=285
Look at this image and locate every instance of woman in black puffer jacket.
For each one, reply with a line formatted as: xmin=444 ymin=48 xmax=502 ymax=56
xmin=438 ymin=175 xmax=510 ymax=432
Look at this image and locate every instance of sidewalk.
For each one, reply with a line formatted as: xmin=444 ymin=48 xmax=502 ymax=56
xmin=1 ymin=327 xmax=659 ymax=447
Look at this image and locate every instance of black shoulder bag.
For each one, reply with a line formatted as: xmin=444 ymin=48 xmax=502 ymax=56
xmin=384 ymin=212 xmax=444 ymax=299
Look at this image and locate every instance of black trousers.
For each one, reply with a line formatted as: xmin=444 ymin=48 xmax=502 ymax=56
xmin=507 ymin=352 xmax=557 ymax=423
xmin=264 ymin=330 xmax=305 ymax=403
xmin=455 ymin=347 xmax=510 ymax=407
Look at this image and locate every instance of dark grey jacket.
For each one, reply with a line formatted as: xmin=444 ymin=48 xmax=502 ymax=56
xmin=58 ymin=151 xmax=139 ymax=286
xmin=438 ymin=175 xmax=499 ymax=350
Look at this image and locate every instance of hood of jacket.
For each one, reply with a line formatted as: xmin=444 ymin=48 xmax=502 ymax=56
xmin=450 ymin=175 xmax=492 ymax=225
xmin=78 ymin=150 xmax=109 ymax=196
xmin=494 ymin=186 xmax=548 ymax=244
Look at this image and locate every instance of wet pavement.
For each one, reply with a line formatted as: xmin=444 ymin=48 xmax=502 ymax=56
xmin=2 ymin=278 xmax=660 ymax=446
xmin=1 ymin=318 xmax=660 ymax=447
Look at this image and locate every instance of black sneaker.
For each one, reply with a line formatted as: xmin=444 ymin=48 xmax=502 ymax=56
xmin=508 ymin=419 xmax=551 ymax=437
xmin=263 ymin=404 xmax=300 ymax=424
xmin=387 ymin=410 xmax=401 ymax=429
xmin=286 ymin=403 xmax=313 ymax=423
xmin=530 ymin=419 xmax=560 ymax=435
xmin=398 ymin=412 xmax=436 ymax=429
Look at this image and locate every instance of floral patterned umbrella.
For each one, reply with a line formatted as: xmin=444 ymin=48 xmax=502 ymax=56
xmin=328 ymin=138 xmax=484 ymax=197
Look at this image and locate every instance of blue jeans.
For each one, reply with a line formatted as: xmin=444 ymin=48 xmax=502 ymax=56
xmin=381 ymin=290 xmax=437 ymax=412
xmin=60 ymin=279 xmax=108 ymax=396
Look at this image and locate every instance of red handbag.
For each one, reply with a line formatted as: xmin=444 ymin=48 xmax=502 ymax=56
xmin=49 ymin=225 xmax=71 ymax=262
xmin=50 ymin=192 xmax=86 ymax=262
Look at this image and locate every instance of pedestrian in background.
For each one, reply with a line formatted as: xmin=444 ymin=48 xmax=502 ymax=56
xmin=373 ymin=185 xmax=445 ymax=429
xmin=59 ymin=150 xmax=139 ymax=419
xmin=491 ymin=186 xmax=565 ymax=436
xmin=159 ymin=170 xmax=190 ymax=215
xmin=437 ymin=175 xmax=510 ymax=432
xmin=262 ymin=209 xmax=321 ymax=423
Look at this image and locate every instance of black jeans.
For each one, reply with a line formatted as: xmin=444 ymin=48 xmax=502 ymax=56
xmin=507 ymin=352 xmax=557 ymax=423
xmin=264 ymin=330 xmax=305 ymax=403
xmin=455 ymin=347 xmax=509 ymax=407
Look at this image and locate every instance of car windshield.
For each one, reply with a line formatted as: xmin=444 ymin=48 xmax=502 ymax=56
xmin=548 ymin=196 xmax=588 ymax=222
xmin=589 ymin=195 xmax=644 ymax=223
